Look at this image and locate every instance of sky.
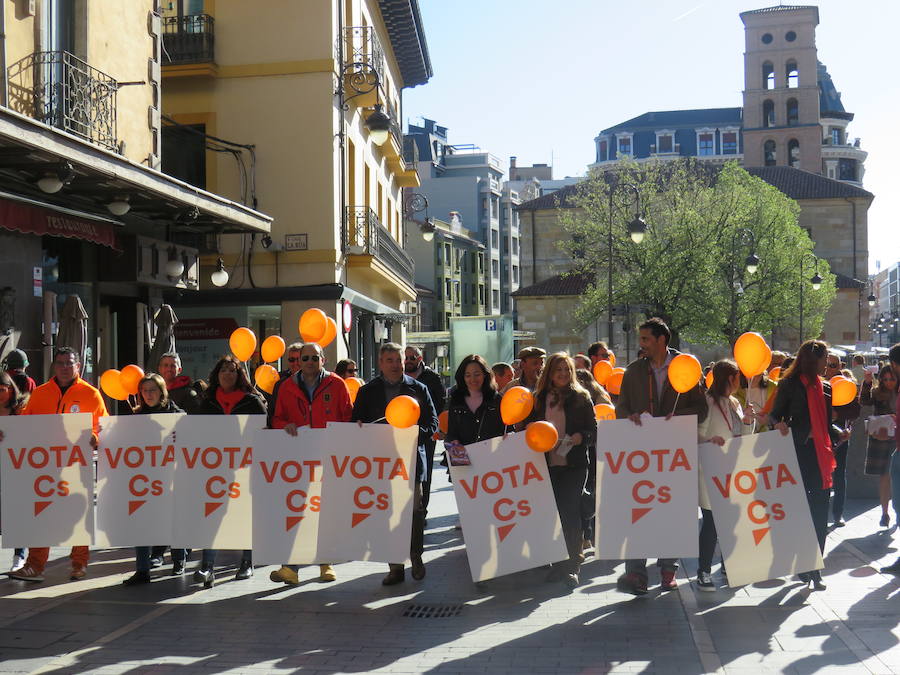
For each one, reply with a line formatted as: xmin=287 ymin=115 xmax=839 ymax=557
xmin=403 ymin=0 xmax=899 ymax=274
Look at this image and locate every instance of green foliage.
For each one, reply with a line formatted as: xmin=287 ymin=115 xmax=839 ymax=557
xmin=558 ymin=159 xmax=836 ymax=346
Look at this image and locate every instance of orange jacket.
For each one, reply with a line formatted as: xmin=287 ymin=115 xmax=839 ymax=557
xmin=23 ymin=376 xmax=108 ymax=433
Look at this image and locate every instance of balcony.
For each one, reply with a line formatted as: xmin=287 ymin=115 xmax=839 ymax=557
xmin=339 ymin=26 xmax=385 ymax=108
xmin=7 ymin=50 xmax=118 ymax=151
xmin=344 ymin=206 xmax=415 ymax=292
xmin=162 ymin=14 xmax=215 ymax=67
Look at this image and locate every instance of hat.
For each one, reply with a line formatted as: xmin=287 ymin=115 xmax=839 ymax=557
xmin=517 ymin=346 xmax=547 ymax=360
xmin=4 ymin=349 xmax=27 ymax=370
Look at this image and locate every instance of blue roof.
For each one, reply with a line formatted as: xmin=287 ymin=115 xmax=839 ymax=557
xmin=599 ymin=108 xmax=743 ymax=136
xmin=818 ymin=61 xmax=852 ymax=119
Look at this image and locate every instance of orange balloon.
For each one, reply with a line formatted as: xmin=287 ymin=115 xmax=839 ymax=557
xmin=260 ymin=335 xmax=286 ymax=363
xmin=525 ymin=421 xmax=559 ymax=453
xmin=594 ymin=403 xmax=616 ymax=421
xmin=705 ymin=370 xmax=714 ymax=389
xmin=119 ymin=364 xmax=144 ymax=396
xmin=299 ymin=308 xmax=328 ymax=343
xmin=254 ymin=364 xmax=280 ymax=394
xmin=386 ymin=395 xmax=420 ymax=428
xmin=229 ymin=327 xmax=257 ymax=362
xmin=829 ymin=376 xmax=857 ymax=407
xmin=668 ymin=354 xmax=703 ymax=393
xmin=606 ymin=368 xmax=625 ymax=395
xmin=500 ymin=386 xmax=534 ymax=426
xmin=438 ymin=410 xmax=449 ymax=434
xmin=317 ymin=317 xmax=337 ymax=348
xmin=768 ymin=366 xmax=781 ymax=382
xmin=100 ymin=369 xmax=129 ymax=401
xmin=733 ymin=332 xmax=772 ymax=379
xmin=592 ymin=360 xmax=613 ymax=386
xmin=608 ymin=351 xmax=616 ymax=368
xmin=345 ymin=376 xmax=364 ymax=404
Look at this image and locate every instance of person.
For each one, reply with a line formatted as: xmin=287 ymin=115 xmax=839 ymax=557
xmin=404 ymin=345 xmax=446 ymax=518
xmin=828 ymin=362 xmax=861 ymax=528
xmin=445 ymin=355 xmax=505 ymax=450
xmin=157 ymin=352 xmax=201 ymax=414
xmin=573 ymin=354 xmax=591 ymax=371
xmin=122 ymin=374 xmax=188 ymax=585
xmin=695 ymin=359 xmax=752 ymax=591
xmin=850 ymin=354 xmax=867 ymax=384
xmin=9 ymin=347 xmax=107 ymax=582
xmin=351 ymin=343 xmax=438 ymax=586
xmin=769 ymin=340 xmax=847 ymax=591
xmin=587 ymin=341 xmax=612 ymax=366
xmin=880 ymin=344 xmax=900 ymax=574
xmin=614 ymin=317 xmax=708 ymax=595
xmin=735 ymin=370 xmax=777 ymax=432
xmin=511 ymin=359 xmax=522 ymax=380
xmin=0 ymin=372 xmax=27 ymax=572
xmin=525 ymin=353 xmax=595 ymax=589
xmin=3 ymin=349 xmax=35 ymax=394
xmin=574 ymin=369 xmax=612 ymax=550
xmin=769 ymin=351 xmax=788 ymax=372
xmin=194 ymin=355 xmax=267 ymax=588
xmin=334 ymin=359 xmax=358 ymax=379
xmin=501 ymin=347 xmax=546 ymax=393
xmin=269 ymin=342 xmax=352 ymax=585
xmin=860 ymin=364 xmax=897 ymax=528
xmin=491 ymin=362 xmax=514 ymax=391
xmin=267 ymin=343 xmax=302 ymax=427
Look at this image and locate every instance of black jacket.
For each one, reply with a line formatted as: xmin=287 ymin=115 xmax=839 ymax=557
xmin=198 ymin=389 xmax=268 ymax=416
xmin=351 ymin=374 xmax=439 ymax=482
xmin=446 ymin=390 xmax=505 ymax=446
xmin=168 ymin=381 xmax=202 ymax=415
xmin=414 ymin=366 xmax=446 ymax=414
xmin=134 ymin=400 xmax=184 ymax=415
xmin=526 ymin=389 xmax=596 ymax=469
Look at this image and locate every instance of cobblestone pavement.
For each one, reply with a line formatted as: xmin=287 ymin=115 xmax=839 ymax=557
xmin=1 ymin=471 xmax=898 ymax=674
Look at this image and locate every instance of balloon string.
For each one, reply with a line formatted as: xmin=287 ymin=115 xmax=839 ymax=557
xmin=671 ymin=391 xmax=680 ymax=417
xmin=371 ymin=416 xmax=386 ymax=424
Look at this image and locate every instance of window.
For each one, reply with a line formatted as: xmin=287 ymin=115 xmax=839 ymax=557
xmin=788 ymin=139 xmax=800 ymax=167
xmin=761 ymin=33 xmax=773 ymax=44
xmin=492 ymin=289 xmax=500 ymax=307
xmin=491 ymin=229 xmax=499 ymax=248
xmin=479 ymin=285 xmax=485 ymax=304
xmin=657 ymin=133 xmax=673 ymax=153
xmin=598 ymin=139 xmax=608 ymax=162
xmin=478 ymin=253 xmax=484 ymax=272
xmin=722 ymin=132 xmax=737 ymax=154
xmin=698 ymin=133 xmax=714 ymax=156
xmin=786 ymin=99 xmax=799 ymax=126
xmin=785 ymin=30 xmax=796 ymax=42
xmin=762 ymin=62 xmax=775 ymax=89
xmin=763 ymin=100 xmax=775 ymax=128
xmin=512 ymin=265 xmax=519 ymax=283
xmin=512 ymin=237 xmax=519 ymax=255
xmin=786 ymin=61 xmax=798 ymax=88
xmin=436 ymin=245 xmax=442 ymax=264
xmin=617 ymin=136 xmax=632 ymax=156
xmin=764 ymin=140 xmax=777 ymax=166
xmin=455 ymin=249 xmax=462 ymax=271
xmin=831 ymin=128 xmax=841 ymax=145
xmin=839 ymin=158 xmax=858 ymax=182
xmin=491 ymin=197 xmax=499 ymax=219
xmin=444 ymin=242 xmax=451 ymax=263
xmin=491 ymin=259 xmax=499 ymax=279
xmin=454 ymin=281 xmax=460 ymax=304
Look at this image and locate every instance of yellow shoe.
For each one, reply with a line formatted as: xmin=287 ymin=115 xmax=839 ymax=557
xmin=269 ymin=566 xmax=299 ymax=585
xmin=319 ymin=564 xmax=336 ymax=582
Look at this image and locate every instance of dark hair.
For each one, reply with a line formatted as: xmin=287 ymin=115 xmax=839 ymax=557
xmin=491 ymin=362 xmax=512 ymax=376
xmin=575 ymin=368 xmax=611 ymax=405
xmin=782 ymin=340 xmax=828 ymax=381
xmin=781 ymin=356 xmax=794 ymax=371
xmin=890 ymin=343 xmax=900 ymax=367
xmin=638 ymin=317 xmax=671 ymax=345
xmin=133 ymin=373 xmax=169 ymax=412
xmin=53 ymin=346 xmax=80 ymax=364
xmin=207 ymin=354 xmax=253 ymax=396
xmin=452 ymin=354 xmax=495 ymax=404
xmin=335 ymin=359 xmax=356 ymax=377
xmin=0 ymin=371 xmax=23 ymax=413
xmin=709 ymin=359 xmax=740 ymax=401
xmin=739 ymin=370 xmax=769 ymax=389
xmin=876 ymin=364 xmax=898 ymax=393
xmin=587 ymin=341 xmax=609 ymax=358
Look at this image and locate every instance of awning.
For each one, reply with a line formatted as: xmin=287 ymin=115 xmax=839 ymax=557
xmin=0 ymin=191 xmax=121 ymax=250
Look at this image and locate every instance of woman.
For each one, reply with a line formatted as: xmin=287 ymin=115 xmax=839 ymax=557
xmin=0 ymin=372 xmax=27 ymax=572
xmin=527 ymin=353 xmax=595 ymax=589
xmin=334 ymin=359 xmax=358 ymax=379
xmin=696 ymin=360 xmax=752 ymax=591
xmin=769 ymin=340 xmax=847 ymax=591
xmin=445 ymin=354 xmax=505 ymax=451
xmin=122 ymin=374 xmax=187 ymax=585
xmin=736 ymin=370 xmax=777 ymax=432
xmin=195 ymin=355 xmax=267 ymax=588
xmin=860 ymin=364 xmax=898 ymax=527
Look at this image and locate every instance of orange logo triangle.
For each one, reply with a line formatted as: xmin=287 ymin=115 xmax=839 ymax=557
xmin=497 ymin=523 xmax=516 ymax=541
xmin=752 ymin=527 xmax=771 ymax=545
xmin=34 ymin=501 xmax=53 ymax=516
xmin=205 ymin=502 xmax=224 ymax=517
xmin=631 ymin=507 xmax=652 ymax=523
xmin=351 ymin=512 xmax=370 ymax=528
xmin=128 ymin=500 xmax=146 ymax=515
xmin=286 ymin=516 xmax=304 ymax=531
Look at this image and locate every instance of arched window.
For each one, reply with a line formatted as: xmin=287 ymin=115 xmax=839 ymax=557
xmin=788 ymin=139 xmax=800 ymax=167
xmin=786 ymin=60 xmax=798 ymax=88
xmin=763 ymin=100 xmax=775 ymax=128
xmin=762 ymin=62 xmax=775 ymax=89
xmin=764 ymin=140 xmax=777 ymax=166
xmin=786 ymin=98 xmax=799 ymax=126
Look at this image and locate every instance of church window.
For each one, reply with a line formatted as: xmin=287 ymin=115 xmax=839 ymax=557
xmin=786 ymin=99 xmax=799 ymax=126
xmin=762 ymin=62 xmax=775 ymax=89
xmin=764 ymin=140 xmax=777 ymax=166
xmin=788 ymin=139 xmax=800 ymax=167
xmin=763 ymin=100 xmax=775 ymax=128
xmin=786 ymin=61 xmax=799 ymax=88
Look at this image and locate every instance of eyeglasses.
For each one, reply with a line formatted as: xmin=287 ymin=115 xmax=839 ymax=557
xmin=826 ymin=362 xmax=840 ymax=369
xmin=301 ymin=355 xmax=320 ymax=362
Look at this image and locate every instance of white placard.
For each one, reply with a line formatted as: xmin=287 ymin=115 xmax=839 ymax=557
xmin=0 ymin=413 xmax=94 ymax=547
xmin=449 ymin=433 xmax=568 ymax=582
xmin=94 ymin=414 xmax=182 ymax=547
xmin=170 ymin=414 xmax=263 ymax=549
xmin=595 ymin=415 xmax=698 ymax=559
xmin=700 ymin=430 xmax=824 ymax=587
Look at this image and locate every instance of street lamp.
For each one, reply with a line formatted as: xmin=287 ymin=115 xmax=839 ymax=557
xmin=364 ymin=104 xmax=391 ymax=146
xmin=404 ymin=192 xmax=434 ymax=241
xmin=728 ymin=228 xmax=760 ymax=344
xmin=604 ymin=176 xmax=645 ymax=350
xmin=867 ymin=280 xmax=876 ymax=307
xmin=798 ymin=252 xmax=820 ymax=343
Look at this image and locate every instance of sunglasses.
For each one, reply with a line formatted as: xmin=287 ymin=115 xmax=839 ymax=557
xmin=287 ymin=357 xmax=299 ymax=363
xmin=301 ymin=355 xmax=320 ymax=362
xmin=346 ymin=368 xmax=358 ymax=373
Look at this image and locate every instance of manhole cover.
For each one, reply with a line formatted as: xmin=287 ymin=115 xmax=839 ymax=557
xmin=402 ymin=604 xmax=464 ymax=618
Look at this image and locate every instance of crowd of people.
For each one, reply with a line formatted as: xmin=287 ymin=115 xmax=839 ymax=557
xmin=2 ymin=316 xmax=899 ymax=595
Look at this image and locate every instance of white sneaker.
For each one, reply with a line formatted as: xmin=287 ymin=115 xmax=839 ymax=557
xmin=10 ymin=553 xmax=25 ymax=572
xmin=696 ymin=570 xmax=715 ymax=592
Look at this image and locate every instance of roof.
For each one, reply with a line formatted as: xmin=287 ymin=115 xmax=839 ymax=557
xmin=511 ymin=273 xmax=592 ymax=298
xmin=515 ymin=182 xmax=583 ymax=211
xmin=599 ymin=108 xmax=743 ymax=136
xmin=817 ymin=61 xmax=852 ymax=119
xmin=834 ymin=273 xmax=865 ymax=290
xmin=746 ymin=167 xmax=874 ymax=200
xmin=740 ymin=5 xmax=819 ymax=18
xmin=378 ymin=0 xmax=433 ymax=88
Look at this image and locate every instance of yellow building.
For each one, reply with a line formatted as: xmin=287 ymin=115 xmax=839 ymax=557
xmin=160 ymin=0 xmax=431 ymax=379
xmin=0 ymin=1 xmax=269 ymax=383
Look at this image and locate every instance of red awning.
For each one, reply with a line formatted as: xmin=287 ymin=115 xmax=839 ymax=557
xmin=0 ymin=195 xmax=120 ymax=250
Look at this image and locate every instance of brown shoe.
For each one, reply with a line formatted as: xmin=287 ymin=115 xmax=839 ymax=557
xmin=411 ymin=556 xmax=426 ymax=581
xmin=318 ymin=564 xmax=336 ymax=582
xmin=382 ymin=564 xmax=405 ymax=586
xmin=70 ymin=564 xmax=87 ymax=581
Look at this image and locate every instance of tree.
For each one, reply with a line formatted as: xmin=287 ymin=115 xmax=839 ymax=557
xmin=558 ymin=159 xmax=835 ymax=347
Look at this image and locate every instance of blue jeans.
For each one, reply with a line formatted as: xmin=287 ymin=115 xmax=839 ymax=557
xmin=831 ymin=440 xmax=849 ymax=521
xmin=200 ymin=549 xmax=252 ymax=568
xmin=891 ymin=450 xmax=900 ymax=521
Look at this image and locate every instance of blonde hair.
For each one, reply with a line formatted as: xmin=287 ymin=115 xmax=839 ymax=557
xmin=534 ymin=352 xmax=591 ymax=406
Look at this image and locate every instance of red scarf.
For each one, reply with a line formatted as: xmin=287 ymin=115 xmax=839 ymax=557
xmin=800 ymin=374 xmax=835 ymax=489
xmin=216 ymin=388 xmax=245 ymax=415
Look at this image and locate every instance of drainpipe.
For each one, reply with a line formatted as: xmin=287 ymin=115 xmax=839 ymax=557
xmin=1 ymin=1 xmax=8 ymax=106
xmin=844 ymin=197 xmax=859 ymax=339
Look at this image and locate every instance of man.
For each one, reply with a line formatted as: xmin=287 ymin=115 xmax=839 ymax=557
xmin=10 ymin=347 xmax=107 ymax=582
xmin=587 ymin=341 xmax=612 ymax=366
xmin=3 ymin=349 xmax=35 ymax=394
xmin=158 ymin=352 xmax=201 ymax=414
xmin=881 ymin=343 xmax=900 ymax=574
xmin=352 ymin=343 xmax=438 ymax=585
xmin=824 ymin=352 xmax=858 ymax=527
xmin=266 ymin=343 xmax=303 ymax=427
xmin=404 ymin=346 xmax=446 ymax=516
xmin=501 ymin=347 xmax=546 ymax=393
xmin=270 ymin=342 xmax=352 ymax=585
xmin=491 ymin=362 xmax=514 ymax=391
xmin=850 ymin=353 xmax=867 ymax=383
xmin=511 ymin=359 xmax=522 ymax=380
xmin=614 ymin=318 xmax=708 ymax=595
xmin=574 ymin=354 xmax=591 ymax=371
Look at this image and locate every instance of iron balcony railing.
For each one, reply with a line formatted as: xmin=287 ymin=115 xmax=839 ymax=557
xmin=162 ymin=14 xmax=215 ymax=64
xmin=340 ymin=26 xmax=385 ymax=86
xmin=7 ymin=50 xmax=118 ymax=151
xmin=345 ymin=206 xmax=414 ymax=285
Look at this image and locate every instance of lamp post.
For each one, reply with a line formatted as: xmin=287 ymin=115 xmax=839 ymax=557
xmin=798 ymin=252 xmax=822 ymax=344
xmin=728 ymin=228 xmax=760 ymax=344
xmin=403 ymin=192 xmax=434 ymax=241
xmin=604 ymin=176 xmax=646 ymax=350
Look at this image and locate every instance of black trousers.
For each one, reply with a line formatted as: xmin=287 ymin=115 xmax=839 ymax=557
xmin=698 ymin=508 xmax=717 ymax=574
xmin=420 ymin=439 xmax=437 ymax=513
xmin=804 ymin=486 xmax=830 ymax=581
xmin=831 ymin=440 xmax=848 ymax=521
xmin=390 ymin=482 xmax=425 ymax=569
xmin=550 ymin=465 xmax=588 ymax=574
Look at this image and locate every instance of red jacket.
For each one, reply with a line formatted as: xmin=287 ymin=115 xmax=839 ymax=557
xmin=271 ymin=371 xmax=352 ymax=429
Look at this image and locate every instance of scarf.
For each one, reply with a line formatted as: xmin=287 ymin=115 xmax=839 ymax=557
xmin=216 ymin=388 xmax=245 ymax=415
xmin=800 ymin=374 xmax=835 ymax=489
